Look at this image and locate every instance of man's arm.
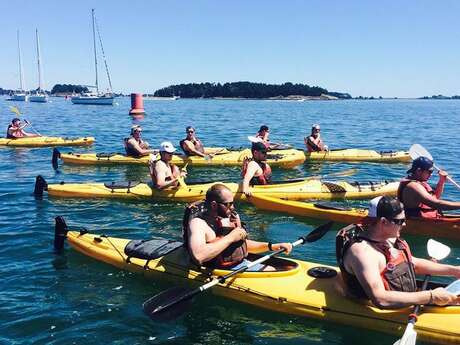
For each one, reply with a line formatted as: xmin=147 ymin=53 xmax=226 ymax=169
xmin=188 ymin=218 xmax=246 ymax=264
xmin=152 ymin=164 xmax=179 ymax=189
xmin=246 ymin=240 xmax=293 ymax=254
xmin=242 ymin=161 xmax=259 ymax=197
xmin=127 ymin=138 xmax=153 ymax=156
xmin=346 ymin=244 xmax=453 ymax=308
xmin=433 ymin=171 xmax=448 ymax=199
xmin=413 ymin=257 xmax=460 ymax=278
xmin=408 ymin=183 xmax=460 ymax=210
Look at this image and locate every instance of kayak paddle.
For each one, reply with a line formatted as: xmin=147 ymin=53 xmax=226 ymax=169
xmin=409 ymin=144 xmax=460 ymax=190
xmin=143 ymin=221 xmax=334 ymax=321
xmin=393 ymin=239 xmax=451 ymax=345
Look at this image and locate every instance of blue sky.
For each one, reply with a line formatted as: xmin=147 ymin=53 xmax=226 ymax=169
xmin=1 ymin=0 xmax=459 ymax=97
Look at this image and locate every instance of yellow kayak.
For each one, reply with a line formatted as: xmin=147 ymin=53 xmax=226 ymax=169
xmin=250 ymin=194 xmax=460 ymax=241
xmin=304 ymin=148 xmax=410 ymax=162
xmin=54 ymin=148 xmax=306 ymax=168
xmin=55 ymin=219 xmax=460 ymax=345
xmin=35 ymin=175 xmax=399 ymax=202
xmin=0 ymin=136 xmax=95 ymax=147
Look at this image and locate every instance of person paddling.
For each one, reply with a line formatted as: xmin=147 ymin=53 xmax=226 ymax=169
xmin=149 ymin=141 xmax=186 ymax=190
xmin=241 ymin=142 xmax=272 ymax=197
xmin=6 ymin=118 xmax=40 ymax=138
xmin=124 ymin=125 xmax=156 ymax=157
xmin=183 ymin=183 xmax=292 ymax=271
xmin=179 ymin=126 xmax=212 ymax=158
xmin=337 ymin=196 xmax=460 ymax=308
xmin=397 ymin=156 xmax=460 ymax=219
xmin=304 ymin=124 xmax=328 ymax=152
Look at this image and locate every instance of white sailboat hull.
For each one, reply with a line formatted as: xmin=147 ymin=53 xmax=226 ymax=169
xmin=29 ymin=94 xmax=48 ymax=103
xmin=10 ymin=94 xmax=28 ymax=102
xmin=71 ymin=95 xmax=114 ymax=105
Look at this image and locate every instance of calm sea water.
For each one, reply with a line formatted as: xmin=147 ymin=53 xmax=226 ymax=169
xmin=1 ymin=97 xmax=459 ymax=345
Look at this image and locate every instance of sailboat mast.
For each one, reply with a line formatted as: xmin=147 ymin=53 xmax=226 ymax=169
xmin=17 ymin=30 xmax=25 ymax=91
xmin=35 ymin=29 xmax=43 ymax=91
xmin=92 ymin=9 xmax=99 ymax=94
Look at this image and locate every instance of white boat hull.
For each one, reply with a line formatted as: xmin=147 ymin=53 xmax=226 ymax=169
xmin=29 ymin=94 xmax=49 ymax=103
xmin=10 ymin=94 xmax=28 ymax=102
xmin=71 ymin=96 xmax=114 ymax=105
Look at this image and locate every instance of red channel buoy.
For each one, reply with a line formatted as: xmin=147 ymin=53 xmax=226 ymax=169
xmin=129 ymin=93 xmax=145 ymax=115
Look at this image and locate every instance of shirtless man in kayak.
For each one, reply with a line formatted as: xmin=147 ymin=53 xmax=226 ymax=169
xmin=124 ymin=125 xmax=156 ymax=157
xmin=180 ymin=126 xmax=212 ymax=158
xmin=149 ymin=141 xmax=186 ymax=190
xmin=397 ymin=156 xmax=460 ymax=219
xmin=304 ymin=124 xmax=328 ymax=152
xmin=183 ymin=183 xmax=292 ymax=271
xmin=6 ymin=118 xmax=40 ymax=138
xmin=337 ymin=195 xmax=460 ymax=309
xmin=241 ymin=142 xmax=272 ymax=197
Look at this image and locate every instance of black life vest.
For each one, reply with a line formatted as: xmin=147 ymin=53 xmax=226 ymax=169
xmin=124 ymin=137 xmax=148 ymax=157
xmin=182 ymin=200 xmax=248 ymax=269
xmin=241 ymin=158 xmax=272 ymax=185
xmin=336 ymin=224 xmax=417 ymax=299
xmin=180 ymin=138 xmax=205 ymax=156
xmin=6 ymin=124 xmax=14 ymax=139
xmin=397 ymin=178 xmax=440 ymax=218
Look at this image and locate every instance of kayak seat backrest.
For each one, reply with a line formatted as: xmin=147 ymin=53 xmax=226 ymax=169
xmin=314 ymin=203 xmax=352 ymax=211
xmin=96 ymin=152 xmax=119 ymax=159
xmin=124 ymin=238 xmax=184 ymax=269
xmin=379 ymin=150 xmax=397 ymax=157
xmin=322 ymin=182 xmax=347 ymax=193
xmin=104 ymin=181 xmax=141 ymax=192
xmin=247 ymin=253 xmax=298 ymax=271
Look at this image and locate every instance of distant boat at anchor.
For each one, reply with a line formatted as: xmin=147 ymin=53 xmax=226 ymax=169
xmin=10 ymin=30 xmax=28 ymax=102
xmin=72 ymin=9 xmax=115 ymax=106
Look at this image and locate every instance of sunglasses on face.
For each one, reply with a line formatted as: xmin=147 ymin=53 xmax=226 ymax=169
xmin=217 ymin=200 xmax=234 ymax=208
xmin=187 ymin=130 xmax=194 ymax=133
xmin=391 ymin=218 xmax=406 ymax=225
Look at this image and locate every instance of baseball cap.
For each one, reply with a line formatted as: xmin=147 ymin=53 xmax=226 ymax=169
xmin=312 ymin=124 xmax=320 ymax=130
xmin=407 ymin=156 xmax=434 ymax=174
xmin=251 ymin=141 xmax=268 ymax=153
xmin=160 ymin=141 xmax=176 ymax=153
xmin=368 ymin=196 xmax=404 ymax=219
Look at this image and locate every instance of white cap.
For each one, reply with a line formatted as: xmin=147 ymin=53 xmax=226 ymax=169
xmin=159 ymin=141 xmax=176 ymax=153
xmin=367 ymin=196 xmax=383 ymax=217
xmin=312 ymin=124 xmax=320 ymax=130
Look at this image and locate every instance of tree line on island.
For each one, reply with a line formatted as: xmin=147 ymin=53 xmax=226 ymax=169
xmin=153 ymin=82 xmax=352 ymax=99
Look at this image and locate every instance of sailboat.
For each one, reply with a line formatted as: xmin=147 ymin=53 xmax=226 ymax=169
xmin=10 ymin=30 xmax=28 ymax=102
xmin=72 ymin=9 xmax=114 ymax=105
xmin=29 ymin=29 xmax=49 ymax=103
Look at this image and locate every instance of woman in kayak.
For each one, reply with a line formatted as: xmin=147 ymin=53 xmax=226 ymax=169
xmin=255 ymin=125 xmax=283 ymax=150
xmin=180 ymin=126 xmax=212 ymax=158
xmin=149 ymin=141 xmax=186 ymax=190
xmin=6 ymin=118 xmax=40 ymax=138
xmin=124 ymin=125 xmax=156 ymax=157
xmin=183 ymin=183 xmax=292 ymax=271
xmin=304 ymin=124 xmax=328 ymax=152
xmin=397 ymin=156 xmax=460 ymax=219
xmin=241 ymin=142 xmax=272 ymax=197
xmin=337 ymin=196 xmax=460 ymax=309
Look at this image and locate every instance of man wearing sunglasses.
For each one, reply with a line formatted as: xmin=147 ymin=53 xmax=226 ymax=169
xmin=124 ymin=125 xmax=156 ymax=157
xmin=304 ymin=124 xmax=328 ymax=152
xmin=241 ymin=142 xmax=272 ymax=197
xmin=183 ymin=184 xmax=292 ymax=271
xmin=180 ymin=126 xmax=211 ymax=158
xmin=398 ymin=156 xmax=460 ymax=219
xmin=149 ymin=141 xmax=186 ymax=190
xmin=337 ymin=196 xmax=460 ymax=308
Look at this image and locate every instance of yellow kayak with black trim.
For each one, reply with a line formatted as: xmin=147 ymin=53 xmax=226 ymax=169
xmin=57 ymin=220 xmax=460 ymax=345
xmin=0 ymin=136 xmax=95 ymax=147
xmin=35 ymin=175 xmax=399 ymax=202
xmin=304 ymin=149 xmax=410 ymax=162
xmin=55 ymin=148 xmax=306 ymax=168
xmin=249 ymin=194 xmax=460 ymax=240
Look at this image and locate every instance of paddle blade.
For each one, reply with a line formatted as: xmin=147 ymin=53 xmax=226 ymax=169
xmin=305 ymin=221 xmax=334 ymax=243
xmin=248 ymin=135 xmax=263 ymax=143
xmin=143 ymin=286 xmax=193 ymax=322
xmin=409 ymin=144 xmax=433 ymax=161
xmin=9 ymin=106 xmax=21 ymax=116
xmin=393 ymin=323 xmax=417 ymax=345
xmin=427 ymin=239 xmax=450 ymax=261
